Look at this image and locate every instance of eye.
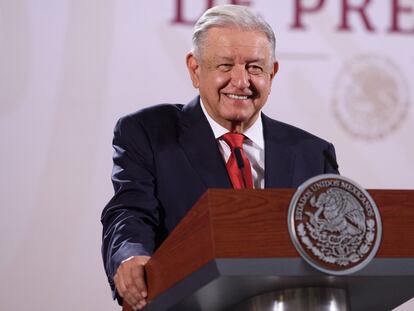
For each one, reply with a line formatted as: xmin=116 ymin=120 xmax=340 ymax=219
xmin=246 ymin=65 xmax=264 ymax=75
xmin=218 ymin=64 xmax=233 ymax=72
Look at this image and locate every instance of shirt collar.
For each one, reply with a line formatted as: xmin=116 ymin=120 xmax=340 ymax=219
xmin=199 ymin=98 xmax=264 ymax=149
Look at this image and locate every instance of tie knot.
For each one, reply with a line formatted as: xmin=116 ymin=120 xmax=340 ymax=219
xmin=222 ymin=133 xmax=245 ymax=150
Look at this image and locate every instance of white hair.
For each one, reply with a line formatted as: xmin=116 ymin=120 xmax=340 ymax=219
xmin=192 ymin=4 xmax=276 ymax=61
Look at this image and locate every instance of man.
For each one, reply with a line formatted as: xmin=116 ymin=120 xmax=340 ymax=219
xmin=101 ymin=4 xmax=339 ymax=310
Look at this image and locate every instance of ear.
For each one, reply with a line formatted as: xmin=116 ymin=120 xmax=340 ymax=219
xmin=186 ymin=53 xmax=200 ymax=88
xmin=267 ymin=61 xmax=279 ymax=95
xmin=269 ymin=61 xmax=279 ymax=81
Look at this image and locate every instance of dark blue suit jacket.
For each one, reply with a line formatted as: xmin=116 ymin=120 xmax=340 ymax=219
xmin=101 ymin=97 xmax=339 ymax=294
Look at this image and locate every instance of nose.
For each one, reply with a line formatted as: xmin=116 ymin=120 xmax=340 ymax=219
xmin=230 ymin=65 xmax=250 ymax=89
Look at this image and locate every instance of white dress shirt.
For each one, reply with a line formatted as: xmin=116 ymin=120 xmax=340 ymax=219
xmin=200 ymin=99 xmax=265 ymax=189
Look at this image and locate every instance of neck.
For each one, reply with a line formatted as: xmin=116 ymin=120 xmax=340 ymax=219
xmin=226 ymin=121 xmax=243 ymax=133
xmin=224 ymin=115 xmax=258 ymax=134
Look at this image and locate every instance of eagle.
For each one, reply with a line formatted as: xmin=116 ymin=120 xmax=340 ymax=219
xmin=307 ymin=188 xmax=366 ymax=236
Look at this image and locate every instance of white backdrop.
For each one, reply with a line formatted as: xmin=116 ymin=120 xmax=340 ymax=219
xmin=0 ymin=1 xmax=413 ymax=310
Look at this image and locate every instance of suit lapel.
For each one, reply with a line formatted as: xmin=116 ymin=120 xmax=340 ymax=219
xmin=263 ymin=114 xmax=296 ymax=188
xmin=178 ymin=97 xmax=232 ymax=189
xmin=178 ymin=102 xmax=296 ymax=189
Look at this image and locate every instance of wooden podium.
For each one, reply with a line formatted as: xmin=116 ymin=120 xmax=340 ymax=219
xmin=123 ymin=189 xmax=414 ymax=311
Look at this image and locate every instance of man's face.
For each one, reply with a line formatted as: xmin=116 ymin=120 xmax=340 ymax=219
xmin=187 ymin=27 xmax=278 ymax=132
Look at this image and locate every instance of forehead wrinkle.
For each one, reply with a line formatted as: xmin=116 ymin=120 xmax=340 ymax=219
xmin=206 ymin=45 xmax=271 ymax=62
xmin=204 ymin=42 xmax=269 ymax=51
xmin=209 ymin=46 xmax=269 ymax=59
xmin=211 ymin=51 xmax=269 ymax=64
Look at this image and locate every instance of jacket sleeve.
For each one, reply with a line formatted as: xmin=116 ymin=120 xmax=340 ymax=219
xmin=101 ymin=114 xmax=160 ymax=297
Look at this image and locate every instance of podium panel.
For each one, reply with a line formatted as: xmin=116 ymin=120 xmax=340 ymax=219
xmin=123 ymin=189 xmax=414 ymax=311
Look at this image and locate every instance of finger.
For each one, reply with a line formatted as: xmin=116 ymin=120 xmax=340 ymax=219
xmin=129 ymin=298 xmax=146 ymax=311
xmin=124 ymin=295 xmax=139 ymax=311
xmin=114 ymin=256 xmax=150 ymax=309
xmin=131 ymin=265 xmax=148 ymax=298
xmin=124 ymin=293 xmax=140 ymax=311
xmin=114 ymin=273 xmax=127 ymax=297
xmin=126 ymin=267 xmax=147 ymax=310
xmin=116 ymin=274 xmax=140 ymax=308
xmin=122 ymin=272 xmax=144 ymax=304
xmin=136 ymin=299 xmax=147 ymax=310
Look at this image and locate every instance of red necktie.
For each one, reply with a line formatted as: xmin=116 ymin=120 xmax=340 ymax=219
xmin=222 ymin=133 xmax=254 ymax=189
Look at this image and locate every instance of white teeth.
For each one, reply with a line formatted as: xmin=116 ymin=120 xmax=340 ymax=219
xmin=227 ymin=94 xmax=249 ymax=100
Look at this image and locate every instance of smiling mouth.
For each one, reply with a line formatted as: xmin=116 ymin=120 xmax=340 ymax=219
xmin=225 ymin=93 xmax=251 ymax=100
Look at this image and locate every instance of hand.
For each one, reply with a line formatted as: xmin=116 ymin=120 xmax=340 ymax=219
xmin=114 ymin=255 xmax=151 ymax=310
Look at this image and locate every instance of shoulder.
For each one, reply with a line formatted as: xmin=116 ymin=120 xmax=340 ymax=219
xmin=113 ymin=103 xmax=184 ymax=135
xmin=262 ymin=113 xmax=332 ymax=147
xmin=110 ymin=104 xmax=187 ymax=160
xmin=114 ymin=97 xmax=202 ymax=135
xmin=121 ymin=103 xmax=184 ymax=126
xmin=262 ymin=114 xmax=339 ymax=173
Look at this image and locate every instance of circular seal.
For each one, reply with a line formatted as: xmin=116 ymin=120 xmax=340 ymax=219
xmin=288 ymin=174 xmax=382 ymax=275
xmin=333 ymin=54 xmax=410 ymax=140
